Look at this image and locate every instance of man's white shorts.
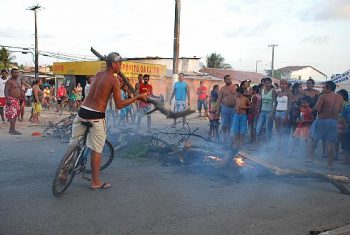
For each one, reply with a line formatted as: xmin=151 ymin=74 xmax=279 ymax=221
xmin=69 ymin=116 xmax=107 ymax=153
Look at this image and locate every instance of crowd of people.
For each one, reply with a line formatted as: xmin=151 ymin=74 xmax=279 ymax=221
xmin=0 ymin=68 xmax=91 ymax=135
xmin=206 ymin=74 xmax=349 ymax=169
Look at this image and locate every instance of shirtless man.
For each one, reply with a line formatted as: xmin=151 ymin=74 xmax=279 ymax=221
xmin=0 ymin=69 xmax=9 ymax=122
xmin=307 ymin=81 xmax=343 ymax=169
xmin=69 ymin=52 xmax=148 ymax=190
xmin=4 ymin=68 xmax=24 ymax=135
xmin=217 ymin=75 xmax=236 ymax=144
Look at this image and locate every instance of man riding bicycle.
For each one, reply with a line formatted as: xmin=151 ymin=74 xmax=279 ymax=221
xmin=68 ymin=52 xmax=148 ymax=190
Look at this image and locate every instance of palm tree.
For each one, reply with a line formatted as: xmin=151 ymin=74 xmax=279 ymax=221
xmin=0 ymin=47 xmax=16 ymax=69
xmin=206 ymin=53 xmax=232 ymax=69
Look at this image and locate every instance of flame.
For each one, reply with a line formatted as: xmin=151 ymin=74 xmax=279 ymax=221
xmin=234 ymin=157 xmax=245 ymax=167
xmin=234 ymin=156 xmax=254 ymax=169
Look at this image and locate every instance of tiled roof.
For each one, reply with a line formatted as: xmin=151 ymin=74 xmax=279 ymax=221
xmin=277 ymin=66 xmax=326 ymax=76
xmin=199 ymin=68 xmax=277 ymax=84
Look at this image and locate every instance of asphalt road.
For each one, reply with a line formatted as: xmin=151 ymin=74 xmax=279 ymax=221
xmin=1 ymin=131 xmax=350 ymax=235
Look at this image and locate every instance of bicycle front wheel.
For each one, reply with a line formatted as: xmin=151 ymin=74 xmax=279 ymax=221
xmin=52 ymin=145 xmax=81 ymax=197
xmin=83 ymin=140 xmax=114 ymax=174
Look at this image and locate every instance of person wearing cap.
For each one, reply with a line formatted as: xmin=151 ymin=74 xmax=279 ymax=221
xmin=68 ymin=52 xmax=148 ymax=190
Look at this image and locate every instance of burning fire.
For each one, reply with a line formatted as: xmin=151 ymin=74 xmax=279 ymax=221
xmin=234 ymin=157 xmax=245 ymax=167
xmin=234 ymin=156 xmax=254 ymax=168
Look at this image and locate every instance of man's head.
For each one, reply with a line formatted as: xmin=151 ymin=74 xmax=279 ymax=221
xmin=200 ymin=80 xmax=204 ymax=86
xmin=11 ymin=68 xmax=19 ymax=79
xmin=60 ymin=83 xmax=65 ymax=88
xmin=87 ymin=77 xmax=92 ymax=84
xmin=1 ymin=69 xmax=8 ymax=79
xmin=178 ymin=73 xmax=185 ymax=82
xmin=223 ymin=75 xmax=232 ymax=86
xmin=323 ymin=81 xmax=336 ymax=92
xmin=143 ymin=74 xmax=150 ymax=84
xmin=106 ymin=52 xmax=123 ymax=72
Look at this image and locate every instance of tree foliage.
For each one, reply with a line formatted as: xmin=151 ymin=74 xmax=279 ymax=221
xmin=265 ymin=69 xmax=282 ymax=79
xmin=206 ymin=53 xmax=232 ymax=69
xmin=0 ymin=47 xmax=15 ymax=69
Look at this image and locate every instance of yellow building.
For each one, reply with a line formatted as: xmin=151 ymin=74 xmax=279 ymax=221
xmin=53 ymin=60 xmax=167 ymax=97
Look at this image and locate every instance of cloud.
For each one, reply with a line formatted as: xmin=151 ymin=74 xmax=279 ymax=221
xmin=300 ymin=0 xmax=350 ymax=21
xmin=301 ymin=36 xmax=330 ymax=44
xmin=225 ymin=20 xmax=272 ymax=37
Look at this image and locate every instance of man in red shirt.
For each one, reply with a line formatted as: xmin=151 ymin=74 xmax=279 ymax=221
xmin=196 ymin=80 xmax=208 ymax=116
xmin=137 ymin=74 xmax=160 ymax=132
xmin=56 ymin=83 xmax=67 ymax=112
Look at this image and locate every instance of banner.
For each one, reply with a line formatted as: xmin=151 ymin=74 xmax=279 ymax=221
xmin=332 ymin=69 xmax=350 ymax=91
xmin=53 ymin=61 xmax=166 ymax=79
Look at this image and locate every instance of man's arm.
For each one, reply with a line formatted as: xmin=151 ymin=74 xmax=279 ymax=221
xmin=112 ymin=78 xmax=145 ymax=109
xmin=314 ymin=94 xmax=323 ymax=113
xmin=4 ymin=80 xmax=11 ymax=105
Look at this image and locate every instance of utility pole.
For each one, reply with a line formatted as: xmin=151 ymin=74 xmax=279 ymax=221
xmin=268 ymin=44 xmax=278 ymax=77
xmin=255 ymin=60 xmax=262 ymax=73
xmin=28 ymin=4 xmax=41 ymax=80
xmin=173 ymin=0 xmax=181 ymax=81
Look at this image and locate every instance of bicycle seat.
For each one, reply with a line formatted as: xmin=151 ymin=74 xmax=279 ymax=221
xmin=81 ymin=121 xmax=93 ymax=128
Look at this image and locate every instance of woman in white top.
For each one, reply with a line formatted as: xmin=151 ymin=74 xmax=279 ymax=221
xmin=274 ymin=79 xmax=292 ymax=154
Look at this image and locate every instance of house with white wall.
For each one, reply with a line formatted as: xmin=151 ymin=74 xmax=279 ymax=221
xmin=277 ymin=66 xmax=327 ymax=82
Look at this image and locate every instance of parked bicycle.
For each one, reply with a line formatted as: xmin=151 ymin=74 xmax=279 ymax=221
xmin=52 ymin=121 xmax=114 ymax=197
xmin=59 ymin=99 xmax=79 ymax=115
xmin=42 ymin=97 xmax=58 ymax=111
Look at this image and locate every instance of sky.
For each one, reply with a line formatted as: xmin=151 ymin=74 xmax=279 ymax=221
xmin=0 ymin=0 xmax=349 ymax=77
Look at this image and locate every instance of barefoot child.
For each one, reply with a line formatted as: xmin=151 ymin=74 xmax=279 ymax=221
xmin=290 ymin=96 xmax=313 ymax=156
xmin=208 ymin=84 xmax=220 ymax=140
xmin=249 ymin=85 xmax=261 ymax=147
xmin=231 ymin=87 xmax=250 ymax=149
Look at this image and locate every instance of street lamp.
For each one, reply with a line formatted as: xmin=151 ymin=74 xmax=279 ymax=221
xmin=27 ymin=4 xmax=42 ymax=80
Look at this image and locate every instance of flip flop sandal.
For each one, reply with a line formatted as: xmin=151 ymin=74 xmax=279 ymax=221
xmin=91 ymin=183 xmax=112 ymax=191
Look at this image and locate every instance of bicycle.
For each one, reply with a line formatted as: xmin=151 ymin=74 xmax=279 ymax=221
xmin=42 ymin=97 xmax=58 ymax=111
xmin=59 ymin=99 xmax=79 ymax=116
xmin=52 ymin=121 xmax=114 ymax=197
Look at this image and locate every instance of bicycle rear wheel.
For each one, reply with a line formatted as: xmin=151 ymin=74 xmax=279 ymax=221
xmin=52 ymin=145 xmax=81 ymax=197
xmin=83 ymin=140 xmax=114 ymax=174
